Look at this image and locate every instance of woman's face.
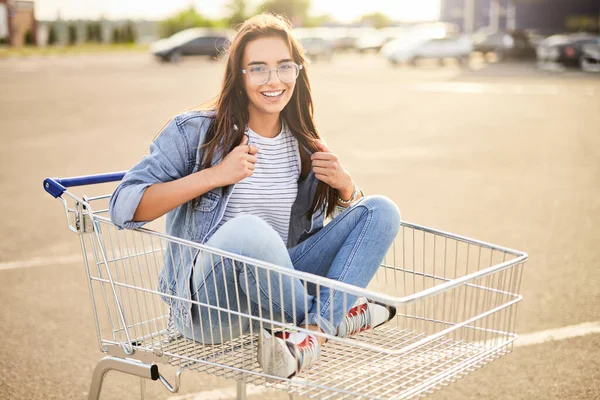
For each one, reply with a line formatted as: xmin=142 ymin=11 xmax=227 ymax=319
xmin=242 ymin=36 xmax=296 ymax=118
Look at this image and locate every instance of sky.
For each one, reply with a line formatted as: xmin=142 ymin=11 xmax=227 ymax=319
xmin=33 ymin=0 xmax=441 ymax=22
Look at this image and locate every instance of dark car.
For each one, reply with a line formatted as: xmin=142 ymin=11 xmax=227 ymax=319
xmin=473 ymin=30 xmax=536 ymax=60
xmin=536 ymin=33 xmax=600 ymax=68
xmin=151 ymin=28 xmax=231 ymax=63
xmin=581 ymin=42 xmax=600 ymax=72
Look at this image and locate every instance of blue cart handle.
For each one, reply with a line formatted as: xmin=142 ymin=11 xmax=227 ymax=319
xmin=43 ymin=171 xmax=127 ymax=198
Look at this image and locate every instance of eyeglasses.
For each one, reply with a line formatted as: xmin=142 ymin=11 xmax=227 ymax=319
xmin=241 ymin=62 xmax=303 ymax=85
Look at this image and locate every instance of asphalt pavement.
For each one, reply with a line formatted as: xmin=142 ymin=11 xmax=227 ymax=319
xmin=1 ymin=53 xmax=599 ymax=400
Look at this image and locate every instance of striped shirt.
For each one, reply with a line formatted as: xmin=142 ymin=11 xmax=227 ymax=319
xmin=216 ymin=124 xmax=301 ymax=244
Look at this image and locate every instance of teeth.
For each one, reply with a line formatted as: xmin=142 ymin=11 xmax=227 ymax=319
xmin=262 ymin=90 xmax=283 ymax=97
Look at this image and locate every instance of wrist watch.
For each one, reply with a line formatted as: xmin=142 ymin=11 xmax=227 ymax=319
xmin=337 ymin=184 xmax=358 ymax=206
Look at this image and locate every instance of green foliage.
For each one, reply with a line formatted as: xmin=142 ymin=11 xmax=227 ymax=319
xmin=86 ymin=23 xmax=94 ymax=42
xmin=47 ymin=24 xmax=58 ymax=45
xmin=159 ymin=7 xmax=223 ymax=38
xmin=359 ymin=12 xmax=391 ymax=29
xmin=110 ymin=22 xmax=136 ymax=44
xmin=227 ymin=0 xmax=248 ymax=28
xmin=24 ymin=30 xmax=35 ymax=45
xmin=122 ymin=21 xmax=137 ymax=43
xmin=85 ymin=22 xmax=102 ymax=43
xmin=67 ymin=24 xmax=77 ymax=45
xmin=303 ymin=14 xmax=334 ymax=28
xmin=111 ymin=26 xmax=121 ymax=44
xmin=258 ymin=0 xmax=310 ymax=25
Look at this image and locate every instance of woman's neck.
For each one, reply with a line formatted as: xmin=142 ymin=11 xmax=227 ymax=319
xmin=247 ymin=112 xmax=281 ymax=138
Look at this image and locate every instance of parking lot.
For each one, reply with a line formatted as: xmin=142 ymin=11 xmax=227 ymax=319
xmin=1 ymin=52 xmax=599 ymax=399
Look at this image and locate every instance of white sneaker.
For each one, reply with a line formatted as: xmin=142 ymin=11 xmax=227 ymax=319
xmin=257 ymin=329 xmax=321 ymax=379
xmin=336 ymin=297 xmax=396 ymax=338
xmin=162 ymin=308 xmax=183 ymax=344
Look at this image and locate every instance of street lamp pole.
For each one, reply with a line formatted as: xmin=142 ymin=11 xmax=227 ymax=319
xmin=506 ymin=0 xmax=517 ymax=30
xmin=489 ymin=0 xmax=500 ymax=31
xmin=463 ymin=0 xmax=475 ymax=34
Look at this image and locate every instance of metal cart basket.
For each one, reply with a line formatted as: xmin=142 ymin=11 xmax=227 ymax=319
xmin=44 ymin=172 xmax=527 ymax=400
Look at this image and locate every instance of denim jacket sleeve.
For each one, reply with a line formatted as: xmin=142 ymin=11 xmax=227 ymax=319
xmin=109 ymin=117 xmax=194 ymax=229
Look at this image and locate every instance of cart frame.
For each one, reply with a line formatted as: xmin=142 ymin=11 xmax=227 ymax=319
xmin=44 ymin=172 xmax=528 ymax=400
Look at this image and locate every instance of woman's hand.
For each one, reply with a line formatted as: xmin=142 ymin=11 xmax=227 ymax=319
xmin=208 ymin=135 xmax=258 ymax=187
xmin=311 ymin=139 xmax=354 ymax=197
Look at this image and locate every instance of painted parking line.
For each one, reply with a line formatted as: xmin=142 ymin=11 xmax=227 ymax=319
xmin=168 ymin=320 xmax=600 ymax=400
xmin=514 ymin=321 xmax=600 ymax=347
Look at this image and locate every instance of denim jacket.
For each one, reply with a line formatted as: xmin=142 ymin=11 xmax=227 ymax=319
xmin=109 ymin=110 xmax=325 ymax=326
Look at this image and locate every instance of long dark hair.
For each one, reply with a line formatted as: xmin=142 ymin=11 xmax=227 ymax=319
xmin=196 ymin=13 xmax=336 ymax=217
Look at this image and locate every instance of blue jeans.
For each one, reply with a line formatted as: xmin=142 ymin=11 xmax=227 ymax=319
xmin=176 ymin=195 xmax=401 ymax=344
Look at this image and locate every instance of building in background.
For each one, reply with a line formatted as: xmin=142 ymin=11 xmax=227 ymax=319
xmin=441 ymin=0 xmax=599 ymax=34
xmin=36 ymin=19 xmax=159 ymax=46
xmin=0 ymin=0 xmax=37 ymax=46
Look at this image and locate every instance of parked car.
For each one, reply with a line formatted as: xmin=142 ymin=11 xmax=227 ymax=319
xmin=299 ymin=37 xmax=334 ymax=61
xmin=151 ymin=28 xmax=231 ymax=63
xmin=382 ymin=34 xmax=472 ymax=66
xmin=355 ymin=31 xmax=388 ymax=53
xmin=580 ymin=42 xmax=600 ymax=72
xmin=472 ymin=30 xmax=536 ymax=60
xmin=536 ymin=33 xmax=600 ymax=68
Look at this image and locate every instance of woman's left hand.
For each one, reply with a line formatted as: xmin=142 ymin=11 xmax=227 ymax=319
xmin=311 ymin=139 xmax=353 ymax=194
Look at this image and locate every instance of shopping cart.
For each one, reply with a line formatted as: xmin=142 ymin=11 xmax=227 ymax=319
xmin=44 ymin=172 xmax=527 ymax=400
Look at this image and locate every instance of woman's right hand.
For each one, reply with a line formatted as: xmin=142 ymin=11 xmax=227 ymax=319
xmin=208 ymin=135 xmax=258 ymax=187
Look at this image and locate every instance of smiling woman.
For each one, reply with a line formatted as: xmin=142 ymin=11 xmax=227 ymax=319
xmin=109 ymin=12 xmax=401 ymax=380
xmin=241 ymin=38 xmax=301 ymax=133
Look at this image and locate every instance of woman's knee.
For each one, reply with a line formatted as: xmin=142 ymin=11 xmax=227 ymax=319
xmin=360 ymin=195 xmax=401 ymax=233
xmin=209 ymin=215 xmax=290 ymax=266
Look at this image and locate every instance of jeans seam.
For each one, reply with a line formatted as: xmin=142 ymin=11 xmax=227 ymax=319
xmin=319 ymin=208 xmax=373 ymax=318
xmin=291 ymin=202 xmax=373 ymax=265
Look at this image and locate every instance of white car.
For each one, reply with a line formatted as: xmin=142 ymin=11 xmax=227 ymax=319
xmin=300 ymin=37 xmax=333 ymax=61
xmin=382 ymin=34 xmax=473 ymax=66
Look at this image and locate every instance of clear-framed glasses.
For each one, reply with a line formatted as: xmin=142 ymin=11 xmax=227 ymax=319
xmin=241 ymin=61 xmax=303 ymax=85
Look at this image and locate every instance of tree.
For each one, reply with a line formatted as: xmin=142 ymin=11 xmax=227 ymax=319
xmin=122 ymin=21 xmax=137 ymax=43
xmin=47 ymin=24 xmax=58 ymax=45
xmin=111 ymin=26 xmax=121 ymax=44
xmin=85 ymin=23 xmax=95 ymax=42
xmin=227 ymin=0 xmax=248 ymax=28
xmin=24 ymin=30 xmax=35 ymax=45
xmin=95 ymin=23 xmax=103 ymax=42
xmin=67 ymin=23 xmax=77 ymax=45
xmin=258 ymin=0 xmax=310 ymax=26
xmin=304 ymin=13 xmax=334 ymax=28
xmin=159 ymin=7 xmax=221 ymax=38
xmin=359 ymin=12 xmax=391 ymax=29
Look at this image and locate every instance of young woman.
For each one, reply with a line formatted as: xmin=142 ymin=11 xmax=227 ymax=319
xmin=109 ymin=13 xmax=401 ymax=379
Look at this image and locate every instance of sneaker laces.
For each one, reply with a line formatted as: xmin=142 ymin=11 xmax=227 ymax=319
xmin=277 ymin=331 xmax=321 ymax=372
xmin=297 ymin=334 xmax=320 ymax=371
